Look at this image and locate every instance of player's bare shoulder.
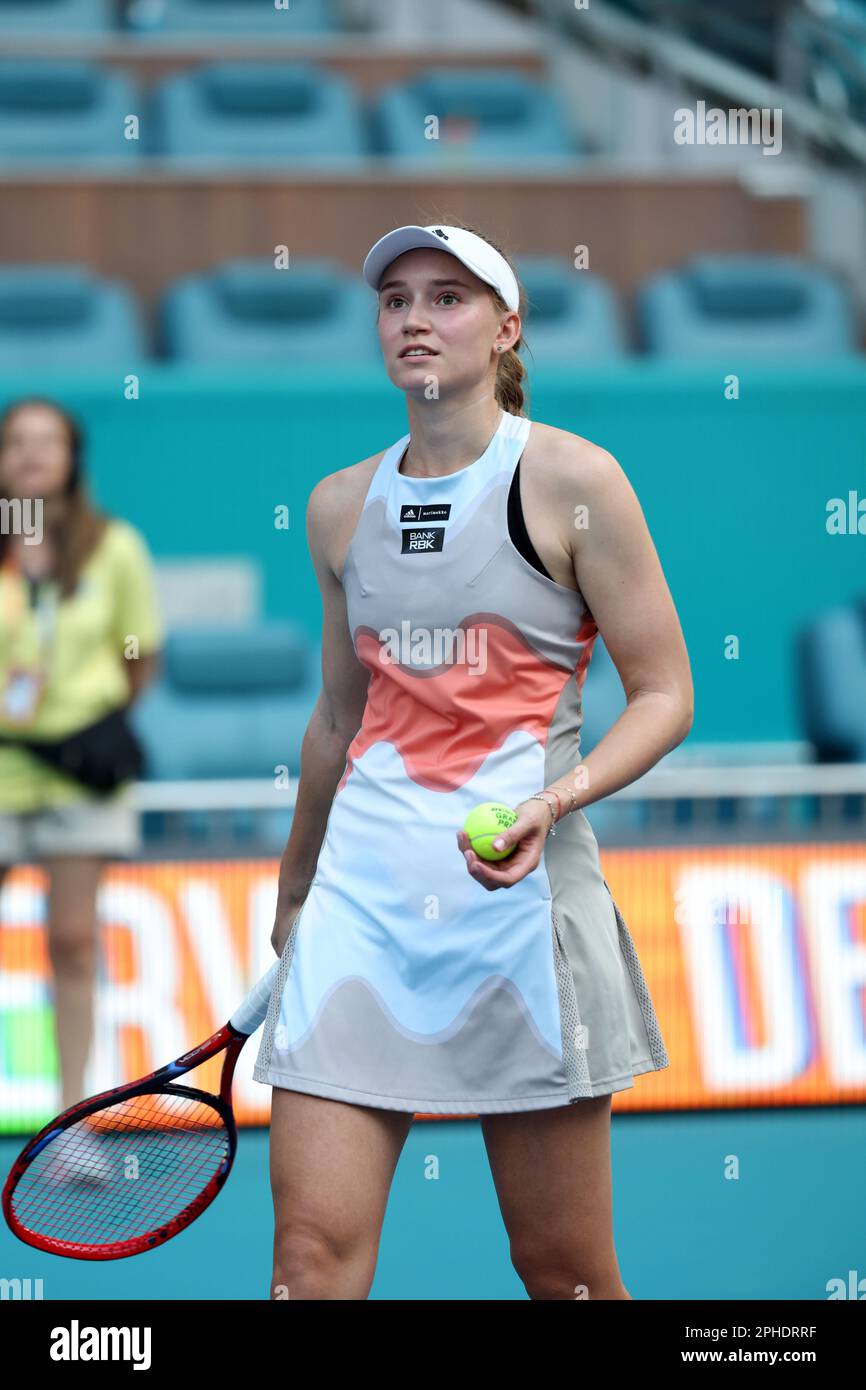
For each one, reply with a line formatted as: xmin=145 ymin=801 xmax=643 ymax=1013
xmin=524 ymin=420 xmax=618 ymax=497
xmin=307 ymin=449 xmax=387 ymax=582
xmin=522 ymin=422 xmax=629 ymax=574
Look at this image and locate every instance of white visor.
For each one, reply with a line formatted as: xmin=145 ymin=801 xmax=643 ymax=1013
xmin=362 ymin=224 xmax=520 ymax=312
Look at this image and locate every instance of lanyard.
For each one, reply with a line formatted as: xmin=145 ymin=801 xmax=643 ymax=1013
xmin=2 ymin=556 xmax=60 ymax=671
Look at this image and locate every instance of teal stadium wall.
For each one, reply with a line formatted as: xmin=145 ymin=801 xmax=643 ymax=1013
xmin=3 ymin=360 xmax=864 ymax=744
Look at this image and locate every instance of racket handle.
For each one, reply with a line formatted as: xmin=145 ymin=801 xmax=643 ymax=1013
xmin=229 ymin=959 xmax=282 ymax=1036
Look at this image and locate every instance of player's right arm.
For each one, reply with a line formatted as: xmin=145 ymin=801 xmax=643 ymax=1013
xmin=271 ymin=468 xmax=373 ymax=956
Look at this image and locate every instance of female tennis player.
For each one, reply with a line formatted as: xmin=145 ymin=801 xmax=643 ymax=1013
xmin=254 ymin=221 xmax=693 ymax=1300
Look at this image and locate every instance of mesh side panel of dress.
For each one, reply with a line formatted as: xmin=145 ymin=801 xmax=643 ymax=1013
xmin=605 ymin=886 xmax=670 ymax=1070
xmin=253 ymin=912 xmax=303 ymax=1081
xmin=551 ymin=906 xmax=594 ymax=1100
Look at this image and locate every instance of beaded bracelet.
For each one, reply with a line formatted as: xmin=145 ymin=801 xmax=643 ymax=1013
xmin=530 ymin=783 xmax=579 ymax=838
xmin=529 ymin=792 xmax=559 ymax=837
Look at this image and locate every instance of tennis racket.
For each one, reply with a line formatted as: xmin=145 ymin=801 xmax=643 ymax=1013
xmin=2 ymin=959 xmax=281 ymax=1261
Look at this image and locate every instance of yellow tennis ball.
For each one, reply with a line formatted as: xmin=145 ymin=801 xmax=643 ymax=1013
xmin=463 ymin=802 xmax=518 ymax=861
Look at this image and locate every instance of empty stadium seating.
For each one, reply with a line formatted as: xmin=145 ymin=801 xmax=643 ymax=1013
xmin=160 ymin=258 xmax=377 ymax=363
xmin=125 ymin=0 xmax=337 ymax=35
xmin=0 ymin=265 xmax=144 ymax=367
xmin=148 ymin=61 xmax=366 ymax=162
xmin=635 ymin=255 xmax=859 ymax=358
xmin=371 ymin=67 xmax=580 ymax=162
xmin=1 ymin=251 xmax=857 ymax=365
xmin=0 ymin=61 xmax=139 ymax=161
xmin=786 ymin=0 xmax=866 ymax=123
xmin=797 ymin=600 xmax=866 ymax=762
xmin=131 ymin=625 xmax=321 ymax=780
xmin=516 ymin=256 xmax=626 ymax=360
xmin=0 ymin=0 xmax=113 ymax=31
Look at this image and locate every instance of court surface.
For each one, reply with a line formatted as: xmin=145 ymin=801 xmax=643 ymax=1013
xmin=1 ymin=1106 xmax=861 ymax=1300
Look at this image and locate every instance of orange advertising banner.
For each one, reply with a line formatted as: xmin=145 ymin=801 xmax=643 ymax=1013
xmin=2 ymin=843 xmax=865 ymax=1132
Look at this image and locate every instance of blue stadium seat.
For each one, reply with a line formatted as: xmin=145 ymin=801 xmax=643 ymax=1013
xmin=785 ymin=2 xmax=866 ymax=123
xmin=150 ymin=62 xmax=364 ymax=162
xmin=797 ymin=600 xmax=866 ymax=761
xmin=0 ymin=61 xmax=138 ymax=161
xmin=372 ymin=67 xmax=579 ymax=163
xmin=126 ymin=0 xmax=336 ymax=34
xmin=0 ymin=0 xmax=113 ymax=30
xmin=636 ymin=255 xmax=859 ymax=358
xmin=515 ymin=256 xmax=626 ymax=361
xmin=0 ymin=265 xmax=145 ymax=368
xmin=131 ymin=625 xmax=321 ymax=780
xmin=161 ymin=257 xmax=376 ymax=363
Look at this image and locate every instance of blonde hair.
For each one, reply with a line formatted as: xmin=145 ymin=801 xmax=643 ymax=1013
xmin=376 ymin=214 xmax=531 ymax=416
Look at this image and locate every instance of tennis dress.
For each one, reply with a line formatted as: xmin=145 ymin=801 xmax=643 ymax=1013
xmin=253 ymin=409 xmax=669 ymax=1113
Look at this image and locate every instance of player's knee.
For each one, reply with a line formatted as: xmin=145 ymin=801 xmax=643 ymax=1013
xmin=511 ymin=1253 xmax=580 ymax=1300
xmin=510 ymin=1238 xmax=616 ymax=1301
xmin=271 ymin=1222 xmax=371 ymax=1300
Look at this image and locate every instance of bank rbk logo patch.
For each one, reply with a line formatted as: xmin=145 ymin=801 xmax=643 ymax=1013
xmin=400 ymin=503 xmax=451 ymax=522
xmin=401 ymin=527 xmax=445 ymax=554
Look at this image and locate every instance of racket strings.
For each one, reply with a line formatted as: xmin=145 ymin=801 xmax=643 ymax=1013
xmin=10 ymin=1089 xmax=231 ymax=1249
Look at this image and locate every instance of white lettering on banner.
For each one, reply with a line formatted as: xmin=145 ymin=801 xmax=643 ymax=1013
xmin=178 ymin=878 xmax=268 ymax=1113
xmin=249 ymin=878 xmax=280 ymax=983
xmin=178 ymin=876 xmax=279 ymax=1110
xmin=802 ymin=863 xmax=866 ymax=1084
xmin=0 ymin=880 xmax=57 ymax=1117
xmin=90 ymin=883 xmax=183 ymax=1095
xmin=235 ymin=879 xmax=283 ymax=1112
xmin=5 ymin=855 xmax=866 ymax=1122
xmin=676 ymin=868 xmax=808 ymax=1088
xmin=0 ymin=873 xmax=284 ymax=1114
xmin=179 ymin=880 xmax=244 ymax=1024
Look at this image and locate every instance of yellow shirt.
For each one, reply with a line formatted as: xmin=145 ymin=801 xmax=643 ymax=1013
xmin=0 ymin=519 xmax=163 ymax=812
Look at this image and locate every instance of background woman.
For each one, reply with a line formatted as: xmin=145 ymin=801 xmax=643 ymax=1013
xmin=0 ymin=397 xmax=163 ymax=1127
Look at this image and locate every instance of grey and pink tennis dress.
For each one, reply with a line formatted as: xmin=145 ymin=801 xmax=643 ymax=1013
xmin=254 ymin=409 xmax=669 ymax=1113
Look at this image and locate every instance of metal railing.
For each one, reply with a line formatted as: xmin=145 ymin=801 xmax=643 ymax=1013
xmin=133 ymin=761 xmax=866 ymax=853
xmin=530 ymin=0 xmax=866 ymax=165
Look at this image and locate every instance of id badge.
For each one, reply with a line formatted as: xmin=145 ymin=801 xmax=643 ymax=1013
xmin=1 ymin=668 xmax=44 ymax=725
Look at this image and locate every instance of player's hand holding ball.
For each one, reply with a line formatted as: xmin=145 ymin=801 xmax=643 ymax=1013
xmin=457 ymin=796 xmax=557 ymax=891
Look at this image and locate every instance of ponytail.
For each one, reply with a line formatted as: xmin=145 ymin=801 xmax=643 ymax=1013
xmin=441 ymin=217 xmax=531 ymax=417
xmin=494 ymin=338 xmax=529 ymax=416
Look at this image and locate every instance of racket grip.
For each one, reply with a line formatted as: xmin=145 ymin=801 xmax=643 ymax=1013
xmin=230 ymin=959 xmax=282 ymax=1036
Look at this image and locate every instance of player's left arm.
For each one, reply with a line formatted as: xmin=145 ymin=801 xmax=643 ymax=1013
xmin=555 ymin=435 xmax=694 ymax=809
xmin=457 ymin=436 xmax=693 ymax=890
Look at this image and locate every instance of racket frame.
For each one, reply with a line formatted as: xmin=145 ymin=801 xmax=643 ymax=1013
xmin=2 ymin=1021 xmax=249 ymax=1260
